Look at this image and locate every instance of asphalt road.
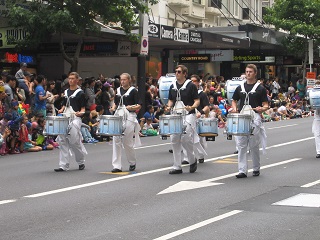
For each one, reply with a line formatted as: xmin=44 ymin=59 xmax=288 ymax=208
xmin=1 ymin=117 xmax=320 ymax=240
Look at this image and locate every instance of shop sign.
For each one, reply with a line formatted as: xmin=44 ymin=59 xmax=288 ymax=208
xmin=0 ymin=27 xmax=28 ymax=48
xmin=306 ymin=72 xmax=316 ymax=79
xmin=179 ymin=54 xmax=210 ymax=63
xmin=233 ymin=55 xmax=265 ymax=61
xmin=4 ymin=52 xmax=35 ymax=64
xmin=38 ymin=42 xmax=117 ymax=53
xmin=189 ymin=30 xmax=202 ymax=44
xmin=148 ymin=23 xmax=160 ymax=38
xmin=174 ymin=28 xmax=189 ymax=43
xmin=160 ymin=25 xmax=174 ymax=41
xmin=199 ymin=50 xmax=233 ymax=61
xmin=118 ymin=41 xmax=131 ymax=56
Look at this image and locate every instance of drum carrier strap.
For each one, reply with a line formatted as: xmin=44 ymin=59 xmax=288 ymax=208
xmin=63 ymin=89 xmax=82 ymax=119
xmin=239 ymin=81 xmax=260 ymax=118
xmin=172 ymin=79 xmax=191 ymax=115
xmin=115 ymin=86 xmax=135 ymax=122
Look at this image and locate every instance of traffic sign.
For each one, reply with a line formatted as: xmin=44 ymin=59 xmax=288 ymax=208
xmin=140 ymin=36 xmax=148 ymax=55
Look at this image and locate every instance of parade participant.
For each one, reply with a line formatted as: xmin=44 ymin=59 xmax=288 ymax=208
xmin=231 ymin=64 xmax=269 ymax=178
xmin=312 ymin=81 xmax=320 ymax=158
xmin=167 ymin=65 xmax=200 ymax=174
xmin=110 ymin=73 xmax=141 ymax=173
xmin=181 ymin=74 xmax=210 ymax=164
xmin=54 ymin=72 xmax=87 ymax=172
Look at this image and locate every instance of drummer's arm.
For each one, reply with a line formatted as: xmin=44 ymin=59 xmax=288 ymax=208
xmin=231 ymin=100 xmax=238 ymax=113
xmin=186 ymin=98 xmax=200 ymax=112
xmin=254 ymin=102 xmax=269 ymax=114
xmin=166 ymin=100 xmax=174 ymax=113
xmin=75 ymin=107 xmax=85 ymax=117
xmin=58 ymin=106 xmax=65 ymax=114
xmin=127 ymin=104 xmax=141 ymax=112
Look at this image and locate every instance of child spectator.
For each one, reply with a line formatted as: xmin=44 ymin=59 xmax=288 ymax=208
xmin=22 ymin=121 xmax=42 ymax=152
xmin=81 ymin=111 xmax=98 ymax=143
xmin=8 ymin=100 xmax=24 ymax=154
xmin=33 ymin=118 xmax=54 ymax=150
xmin=0 ymin=113 xmax=11 ymax=155
xmin=0 ymin=127 xmax=11 ymax=155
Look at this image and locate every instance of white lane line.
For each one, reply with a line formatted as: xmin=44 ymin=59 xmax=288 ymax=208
xmin=3 ymin=136 xmax=314 ymax=201
xmin=136 ymin=142 xmax=171 ymax=149
xmin=153 ymin=210 xmax=243 ymax=240
xmin=0 ymin=199 xmax=17 ymax=205
xmin=267 ymin=124 xmax=298 ymax=130
xmin=301 ymin=180 xmax=320 ymax=188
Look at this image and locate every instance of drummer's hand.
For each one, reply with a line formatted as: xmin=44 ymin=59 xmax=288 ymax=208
xmin=75 ymin=111 xmax=84 ymax=117
xmin=229 ymin=108 xmax=237 ymax=113
xmin=196 ymin=112 xmax=201 ymax=118
xmin=58 ymin=109 xmax=63 ymax=114
xmin=253 ymin=106 xmax=264 ymax=113
xmin=185 ymin=105 xmax=193 ymax=112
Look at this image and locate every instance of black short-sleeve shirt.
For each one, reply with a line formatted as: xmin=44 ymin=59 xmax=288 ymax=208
xmin=232 ymin=82 xmax=268 ymax=112
xmin=62 ymin=89 xmax=86 ymax=112
xmin=197 ymin=90 xmax=209 ymax=111
xmin=114 ymin=87 xmax=140 ymax=108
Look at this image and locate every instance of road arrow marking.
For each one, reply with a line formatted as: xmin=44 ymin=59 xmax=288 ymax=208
xmin=157 ymin=181 xmax=224 ymax=195
xmin=158 ymin=158 xmax=302 ymax=195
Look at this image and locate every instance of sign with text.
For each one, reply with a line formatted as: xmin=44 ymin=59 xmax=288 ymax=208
xmin=233 ymin=55 xmax=265 ymax=61
xmin=2 ymin=52 xmax=36 ymax=64
xmin=306 ymin=72 xmax=316 ymax=79
xmin=160 ymin=25 xmax=174 ymax=41
xmin=118 ymin=41 xmax=131 ymax=56
xmin=199 ymin=50 xmax=233 ymax=61
xmin=0 ymin=27 xmax=28 ymax=48
xmin=189 ymin=30 xmax=202 ymax=44
xmin=179 ymin=54 xmax=211 ymax=63
xmin=148 ymin=23 xmax=160 ymax=38
xmin=174 ymin=28 xmax=189 ymax=43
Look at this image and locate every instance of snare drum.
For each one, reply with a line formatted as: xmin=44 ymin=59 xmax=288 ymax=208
xmin=45 ymin=116 xmax=69 ymax=136
xmin=197 ymin=118 xmax=218 ymax=137
xmin=159 ymin=115 xmax=183 ymax=135
xmin=226 ymin=113 xmax=252 ymax=136
xmin=98 ymin=115 xmax=123 ymax=136
xmin=309 ymin=88 xmax=320 ymax=108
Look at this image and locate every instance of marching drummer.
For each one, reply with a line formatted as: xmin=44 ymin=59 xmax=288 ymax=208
xmin=54 ymin=72 xmax=87 ymax=172
xmin=167 ymin=65 xmax=200 ymax=174
xmin=230 ymin=64 xmax=269 ymax=178
xmin=109 ymin=73 xmax=141 ymax=173
xmin=312 ymin=81 xmax=320 ymax=158
xmin=188 ymin=74 xmax=210 ymax=164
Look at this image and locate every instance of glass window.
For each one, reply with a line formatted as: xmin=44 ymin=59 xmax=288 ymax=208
xmin=242 ymin=8 xmax=249 ymax=20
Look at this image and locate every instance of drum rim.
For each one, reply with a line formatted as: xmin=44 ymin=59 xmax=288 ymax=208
xmin=99 ymin=115 xmax=123 ymax=119
xmin=159 ymin=115 xmax=183 ymax=119
xmin=227 ymin=113 xmax=251 ymax=118
xmin=46 ymin=116 xmax=69 ymax=120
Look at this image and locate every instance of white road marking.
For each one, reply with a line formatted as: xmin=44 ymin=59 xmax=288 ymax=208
xmin=0 ymin=199 xmax=17 ymax=205
xmin=267 ymin=124 xmax=298 ymax=130
xmin=152 ymin=210 xmax=243 ymax=240
xmin=272 ymin=193 xmax=320 ymax=208
xmin=301 ymin=180 xmax=320 ymax=188
xmin=136 ymin=142 xmax=171 ymax=149
xmin=0 ymin=136 xmax=313 ymax=204
xmin=158 ymin=158 xmax=302 ymax=194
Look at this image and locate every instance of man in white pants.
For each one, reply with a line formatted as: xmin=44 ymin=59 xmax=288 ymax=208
xmin=167 ymin=65 xmax=200 ymax=174
xmin=312 ymin=81 xmax=320 ymax=158
xmin=231 ymin=64 xmax=268 ymax=178
xmin=55 ymin=72 xmax=87 ymax=172
xmin=110 ymin=73 xmax=141 ymax=173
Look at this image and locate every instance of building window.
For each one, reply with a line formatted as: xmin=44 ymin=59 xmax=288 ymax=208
xmin=262 ymin=7 xmax=267 ymax=24
xmin=193 ymin=0 xmax=201 ymax=4
xmin=242 ymin=7 xmax=249 ymax=20
xmin=210 ymin=0 xmax=222 ymax=9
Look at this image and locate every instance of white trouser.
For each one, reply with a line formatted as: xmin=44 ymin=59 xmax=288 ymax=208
xmin=56 ymin=117 xmax=87 ymax=170
xmin=182 ymin=136 xmax=207 ymax=162
xmin=312 ymin=118 xmax=320 ymax=154
xmin=170 ymin=114 xmax=196 ymax=170
xmin=235 ymin=113 xmax=266 ymax=174
xmin=112 ymin=113 xmax=140 ymax=170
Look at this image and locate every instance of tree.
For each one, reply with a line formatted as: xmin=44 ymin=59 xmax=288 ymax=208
xmin=264 ymin=0 xmax=320 ymax=78
xmin=6 ymin=0 xmax=158 ymax=71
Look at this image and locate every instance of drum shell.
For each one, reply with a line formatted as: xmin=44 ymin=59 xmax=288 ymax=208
xmin=98 ymin=115 xmax=123 ymax=136
xmin=309 ymin=88 xmax=320 ymax=108
xmin=158 ymin=76 xmax=175 ymax=105
xmin=159 ymin=115 xmax=183 ymax=135
xmin=226 ymin=113 xmax=252 ymax=136
xmin=197 ymin=118 xmax=218 ymax=136
xmin=45 ymin=116 xmax=69 ymax=136
xmin=226 ymin=80 xmax=242 ymax=104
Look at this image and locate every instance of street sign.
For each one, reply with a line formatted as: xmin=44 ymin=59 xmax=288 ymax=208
xmin=140 ymin=36 xmax=148 ymax=55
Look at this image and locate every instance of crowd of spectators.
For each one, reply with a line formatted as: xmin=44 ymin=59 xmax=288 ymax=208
xmin=0 ymin=63 xmax=313 ymax=156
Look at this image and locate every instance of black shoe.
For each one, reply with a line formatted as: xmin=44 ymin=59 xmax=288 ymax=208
xmin=236 ymin=173 xmax=247 ymax=178
xmin=189 ymin=161 xmax=197 ymax=173
xmin=198 ymin=158 xmax=204 ymax=163
xmin=169 ymin=149 xmax=173 ymax=153
xmin=253 ymin=171 xmax=260 ymax=176
xmin=129 ymin=164 xmax=136 ymax=171
xmin=316 ymin=154 xmax=320 ymax=158
xmin=79 ymin=164 xmax=85 ymax=170
xmin=169 ymin=169 xmax=183 ymax=174
xmin=111 ymin=168 xmax=122 ymax=173
xmin=181 ymin=160 xmax=189 ymax=164
xmin=54 ymin=168 xmax=65 ymax=172
xmin=234 ymin=150 xmax=239 ymax=154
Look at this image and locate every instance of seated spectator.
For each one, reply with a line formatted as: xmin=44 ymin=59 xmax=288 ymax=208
xmin=143 ymin=105 xmax=159 ymax=129
xmin=80 ymin=111 xmax=98 ymax=143
xmin=271 ymin=107 xmax=281 ymax=121
xmin=0 ymin=127 xmax=10 ymax=155
xmin=33 ymin=118 xmax=54 ymax=150
xmin=22 ymin=121 xmax=42 ymax=152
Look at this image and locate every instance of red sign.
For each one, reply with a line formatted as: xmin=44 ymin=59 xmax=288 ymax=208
xmin=306 ymin=72 xmax=316 ymax=79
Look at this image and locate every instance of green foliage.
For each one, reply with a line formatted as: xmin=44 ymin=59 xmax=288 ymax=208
xmin=6 ymin=0 xmax=158 ymax=49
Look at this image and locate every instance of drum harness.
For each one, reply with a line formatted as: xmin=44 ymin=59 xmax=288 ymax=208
xmin=172 ymin=80 xmax=192 ymax=133
xmin=63 ymin=88 xmax=83 ymax=135
xmin=239 ymin=81 xmax=261 ymax=135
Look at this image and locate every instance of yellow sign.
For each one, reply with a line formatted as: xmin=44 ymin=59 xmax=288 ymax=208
xmin=0 ymin=27 xmax=28 ymax=48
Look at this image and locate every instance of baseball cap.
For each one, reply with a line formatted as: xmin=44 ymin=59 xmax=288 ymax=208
xmin=20 ymin=62 xmax=27 ymax=67
xmin=103 ymin=82 xmax=112 ymax=87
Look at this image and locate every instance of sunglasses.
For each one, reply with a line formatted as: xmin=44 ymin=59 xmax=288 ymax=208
xmin=175 ymin=70 xmax=182 ymax=74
